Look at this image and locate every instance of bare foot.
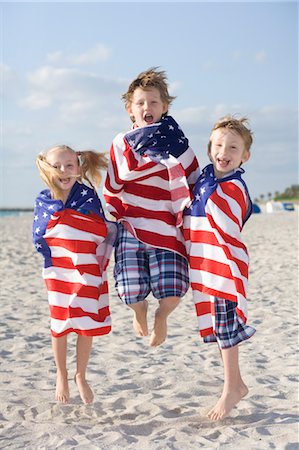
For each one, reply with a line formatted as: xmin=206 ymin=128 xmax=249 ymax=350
xmin=207 ymin=383 xmax=248 ymax=420
xmin=149 ymin=310 xmax=167 ymax=347
xmin=55 ymin=370 xmax=69 ymax=404
xmin=131 ymin=300 xmax=148 ymax=337
xmin=74 ymin=373 xmax=94 ymax=404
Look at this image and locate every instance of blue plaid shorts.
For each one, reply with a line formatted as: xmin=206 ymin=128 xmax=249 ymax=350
xmin=203 ymin=297 xmax=256 ymax=349
xmin=114 ymin=224 xmax=189 ymax=304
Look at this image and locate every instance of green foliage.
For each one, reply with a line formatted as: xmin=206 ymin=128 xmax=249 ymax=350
xmin=274 ymin=184 xmax=299 ymax=201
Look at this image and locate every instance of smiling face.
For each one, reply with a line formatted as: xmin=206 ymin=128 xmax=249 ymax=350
xmin=46 ymin=147 xmax=80 ymax=199
xmin=126 ymin=87 xmax=168 ymax=127
xmin=208 ymin=128 xmax=250 ymax=178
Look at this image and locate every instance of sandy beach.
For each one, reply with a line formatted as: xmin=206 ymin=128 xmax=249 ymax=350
xmin=0 ymin=211 xmax=298 ymax=450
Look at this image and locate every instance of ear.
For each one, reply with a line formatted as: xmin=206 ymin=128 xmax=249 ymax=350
xmin=242 ymin=150 xmax=251 ymax=164
xmin=162 ymin=102 xmax=169 ymax=115
xmin=207 ymin=142 xmax=213 ymax=162
xmin=126 ymin=104 xmax=132 ymax=116
xmin=126 ymin=105 xmax=135 ymax=123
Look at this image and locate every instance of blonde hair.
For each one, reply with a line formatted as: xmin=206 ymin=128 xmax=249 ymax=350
xmin=122 ymin=67 xmax=176 ymax=112
xmin=208 ymin=115 xmax=253 ymax=153
xmin=36 ymin=145 xmax=108 ymax=200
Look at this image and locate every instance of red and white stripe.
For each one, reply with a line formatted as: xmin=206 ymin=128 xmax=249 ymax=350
xmin=184 ymin=179 xmax=250 ymax=337
xmin=104 ymin=132 xmax=199 ymax=258
xmin=43 ymin=209 xmax=111 ymax=337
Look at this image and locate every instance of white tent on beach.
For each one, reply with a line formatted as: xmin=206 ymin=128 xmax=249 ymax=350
xmin=266 ymin=201 xmax=295 ymax=213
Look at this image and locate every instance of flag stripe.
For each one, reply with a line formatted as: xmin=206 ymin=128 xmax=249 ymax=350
xmin=104 ymin=123 xmax=200 ymax=257
xmin=184 ymin=165 xmax=252 ymax=338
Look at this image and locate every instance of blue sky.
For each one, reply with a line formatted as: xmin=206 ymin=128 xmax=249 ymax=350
xmin=1 ymin=1 xmax=298 ymax=207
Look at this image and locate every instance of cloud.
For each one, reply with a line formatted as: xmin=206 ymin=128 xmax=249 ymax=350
xmin=255 ymin=50 xmax=267 ymax=63
xmin=46 ymin=43 xmax=111 ymax=66
xmin=20 ymin=66 xmax=126 ymax=119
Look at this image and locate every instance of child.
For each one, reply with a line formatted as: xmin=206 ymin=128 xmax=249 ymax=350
xmin=33 ymin=145 xmax=117 ymax=404
xmin=104 ymin=67 xmax=199 ymax=346
xmin=183 ymin=116 xmax=256 ymax=420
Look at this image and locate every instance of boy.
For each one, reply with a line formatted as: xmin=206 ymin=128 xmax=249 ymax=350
xmin=104 ymin=67 xmax=199 ymax=346
xmin=183 ymin=116 xmax=256 ymax=420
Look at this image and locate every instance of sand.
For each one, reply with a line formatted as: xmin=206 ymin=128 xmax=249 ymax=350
xmin=0 ymin=211 xmax=298 ymax=449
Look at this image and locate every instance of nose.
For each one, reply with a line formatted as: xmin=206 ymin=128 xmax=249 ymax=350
xmin=218 ymin=145 xmax=228 ymax=156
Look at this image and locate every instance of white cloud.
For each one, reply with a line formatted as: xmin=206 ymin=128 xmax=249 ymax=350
xmin=20 ymin=65 xmax=125 ymax=115
xmin=169 ymin=80 xmax=181 ymax=95
xmin=20 ymin=92 xmax=52 ymax=110
xmin=59 ymin=100 xmax=96 ymax=123
xmin=255 ymin=50 xmax=267 ymax=63
xmin=46 ymin=43 xmax=111 ymax=66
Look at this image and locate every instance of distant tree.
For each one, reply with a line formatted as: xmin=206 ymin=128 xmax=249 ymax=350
xmin=254 ymin=197 xmax=259 ymax=204
xmin=279 ymin=184 xmax=299 ymax=199
xmin=260 ymin=194 xmax=265 ymax=202
xmin=274 ymin=190 xmax=280 ymax=200
xmin=268 ymin=192 xmax=272 ymax=200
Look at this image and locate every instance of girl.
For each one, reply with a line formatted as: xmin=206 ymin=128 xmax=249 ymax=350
xmin=33 ymin=145 xmax=117 ymax=404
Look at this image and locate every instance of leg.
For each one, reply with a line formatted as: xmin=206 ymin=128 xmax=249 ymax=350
xmin=207 ymin=344 xmax=248 ymax=420
xmin=150 ymin=296 xmax=180 ymax=347
xmin=51 ymin=335 xmax=69 ymax=404
xmin=128 ymin=300 xmax=149 ymax=337
xmin=149 ymin=249 xmax=188 ymax=347
xmin=114 ymin=225 xmax=150 ymax=337
xmin=74 ymin=335 xmax=94 ymax=404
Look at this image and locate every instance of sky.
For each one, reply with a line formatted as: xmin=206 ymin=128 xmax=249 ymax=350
xmin=1 ymin=1 xmax=298 ymax=208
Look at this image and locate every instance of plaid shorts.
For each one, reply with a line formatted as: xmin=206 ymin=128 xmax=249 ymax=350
xmin=114 ymin=224 xmax=189 ymax=304
xmin=203 ymin=297 xmax=256 ymax=349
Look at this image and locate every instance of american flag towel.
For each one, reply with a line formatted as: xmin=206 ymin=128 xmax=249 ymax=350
xmin=104 ymin=115 xmax=200 ymax=258
xmin=183 ymin=164 xmax=253 ymax=337
xmin=33 ymin=182 xmax=117 ymax=337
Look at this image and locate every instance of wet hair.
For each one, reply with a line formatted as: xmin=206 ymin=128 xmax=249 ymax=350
xmin=36 ymin=145 xmax=108 ymax=200
xmin=122 ymin=67 xmax=176 ymax=112
xmin=208 ymin=115 xmax=253 ymax=153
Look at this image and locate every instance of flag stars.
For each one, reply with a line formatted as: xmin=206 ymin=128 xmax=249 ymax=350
xmin=71 ymin=201 xmax=77 ymax=207
xmin=35 ymin=227 xmax=41 ymax=234
xmin=81 ymin=189 xmax=88 ymax=196
xmin=200 ymin=187 xmax=206 ymax=195
xmin=168 ymin=125 xmax=174 ymax=131
xmin=86 ymin=198 xmax=93 ymax=203
xmin=35 ymin=243 xmax=42 ymax=249
xmin=195 ymin=194 xmax=201 ymax=201
xmin=43 ymin=212 xmax=48 ymax=218
xmin=48 ymin=205 xmax=55 ymax=210
xmin=34 ymin=215 xmax=38 ymax=222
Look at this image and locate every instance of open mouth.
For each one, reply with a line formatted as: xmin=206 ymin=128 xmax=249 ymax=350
xmin=59 ymin=177 xmax=71 ymax=184
xmin=144 ymin=114 xmax=154 ymax=124
xmin=217 ymin=158 xmax=230 ymax=168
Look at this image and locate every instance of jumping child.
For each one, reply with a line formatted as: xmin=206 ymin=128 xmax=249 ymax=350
xmin=33 ymin=145 xmax=117 ymax=404
xmin=104 ymin=67 xmax=199 ymax=346
xmin=184 ymin=116 xmax=256 ymax=420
